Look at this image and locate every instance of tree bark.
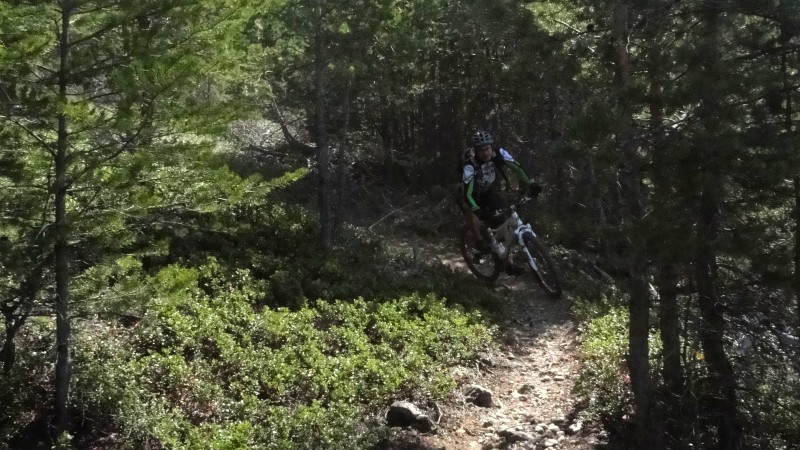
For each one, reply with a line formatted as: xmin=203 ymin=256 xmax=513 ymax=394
xmin=379 ymin=95 xmax=394 ymax=187
xmin=795 ymin=178 xmax=800 ymax=327
xmin=587 ymin=159 xmax=606 ymax=241
xmin=646 ymin=3 xmax=686 ymax=444
xmin=271 ymin=101 xmax=316 ymax=157
xmin=694 ymin=5 xmax=742 ymax=449
xmin=53 ymin=0 xmax=73 ymax=436
xmin=612 ymin=2 xmax=663 ymax=448
xmin=657 ymin=267 xmax=683 ymax=386
xmin=313 ymin=0 xmax=333 ymax=249
xmin=1 ymin=319 xmax=18 ymax=373
xmin=648 ymin=44 xmax=685 ymax=400
xmin=694 ymin=176 xmax=741 ymax=450
xmin=782 ymin=16 xmax=800 ymax=329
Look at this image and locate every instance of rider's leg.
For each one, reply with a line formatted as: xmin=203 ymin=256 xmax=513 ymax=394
xmin=463 ymin=208 xmax=481 ymax=242
xmin=478 ymin=191 xmax=523 ymax=275
xmin=464 ymin=209 xmax=490 ymax=252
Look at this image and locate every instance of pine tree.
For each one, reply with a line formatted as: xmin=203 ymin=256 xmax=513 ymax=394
xmin=609 ymin=0 xmax=664 ymax=447
xmin=1 ymin=0 xmax=251 ymax=437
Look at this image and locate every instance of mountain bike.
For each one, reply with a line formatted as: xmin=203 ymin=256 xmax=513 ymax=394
xmin=459 ymin=196 xmax=562 ymax=299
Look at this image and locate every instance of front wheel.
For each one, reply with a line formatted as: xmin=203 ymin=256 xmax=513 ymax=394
xmin=460 ymin=229 xmax=501 ymax=282
xmin=522 ymin=233 xmax=562 ymax=299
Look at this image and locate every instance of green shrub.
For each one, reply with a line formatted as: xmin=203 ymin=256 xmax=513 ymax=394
xmin=0 ymin=318 xmax=53 ymax=445
xmin=3 ymin=166 xmax=500 ymax=449
xmin=573 ymin=307 xmax=632 ymax=422
xmin=572 ymin=301 xmax=663 ymax=425
xmin=70 ymin=262 xmax=493 ymax=449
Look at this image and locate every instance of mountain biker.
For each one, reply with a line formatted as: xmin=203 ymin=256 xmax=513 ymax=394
xmin=461 ymin=130 xmax=542 ymax=275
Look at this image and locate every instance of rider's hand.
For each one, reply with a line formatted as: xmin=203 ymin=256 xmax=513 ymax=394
xmin=479 ymin=205 xmax=500 ymax=218
xmin=528 ymin=182 xmax=542 ymax=198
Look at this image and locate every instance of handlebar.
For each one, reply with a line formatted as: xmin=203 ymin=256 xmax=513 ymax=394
xmin=490 ymin=195 xmax=534 ymax=217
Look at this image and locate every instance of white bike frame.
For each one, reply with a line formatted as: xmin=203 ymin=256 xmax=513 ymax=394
xmin=485 ymin=202 xmax=541 ymax=272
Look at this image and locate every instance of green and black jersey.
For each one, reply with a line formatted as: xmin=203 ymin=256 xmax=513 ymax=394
xmin=462 ymin=147 xmax=532 ymax=211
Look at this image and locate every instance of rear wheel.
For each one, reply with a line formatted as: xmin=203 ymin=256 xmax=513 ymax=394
xmin=522 ymin=233 xmax=562 ymax=299
xmin=460 ymin=229 xmax=501 ymax=282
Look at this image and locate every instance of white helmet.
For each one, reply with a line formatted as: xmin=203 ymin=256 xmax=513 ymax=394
xmin=472 ymin=130 xmax=493 ymax=147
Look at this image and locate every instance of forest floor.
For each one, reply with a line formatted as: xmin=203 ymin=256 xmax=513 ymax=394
xmin=377 ymin=232 xmax=611 ymax=450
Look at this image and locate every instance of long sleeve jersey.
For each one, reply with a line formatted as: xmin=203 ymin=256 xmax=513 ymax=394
xmin=462 ymin=147 xmax=532 ymax=210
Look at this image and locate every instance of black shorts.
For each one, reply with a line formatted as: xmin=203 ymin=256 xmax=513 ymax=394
xmin=471 ymin=190 xmax=506 ymax=228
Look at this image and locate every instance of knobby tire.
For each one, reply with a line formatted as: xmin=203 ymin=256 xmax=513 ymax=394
xmin=460 ymin=229 xmax=501 ymax=282
xmin=522 ymin=233 xmax=562 ymax=299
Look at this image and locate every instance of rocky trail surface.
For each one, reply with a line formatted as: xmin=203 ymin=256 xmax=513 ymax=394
xmin=382 ymin=236 xmax=609 ymax=450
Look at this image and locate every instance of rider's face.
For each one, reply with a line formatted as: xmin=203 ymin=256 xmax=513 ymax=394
xmin=476 ymin=145 xmax=492 ymax=162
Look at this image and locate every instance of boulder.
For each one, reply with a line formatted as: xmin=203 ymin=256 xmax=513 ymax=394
xmin=385 ymin=401 xmax=436 ymax=433
xmin=498 ymin=428 xmax=537 ymax=444
xmin=464 ymin=384 xmax=493 ymax=408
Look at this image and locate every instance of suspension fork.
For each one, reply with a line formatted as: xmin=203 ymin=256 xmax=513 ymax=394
xmin=515 ymin=224 xmax=538 ymax=271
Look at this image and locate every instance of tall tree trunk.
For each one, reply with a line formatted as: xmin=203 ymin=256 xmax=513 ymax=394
xmin=695 ymin=175 xmax=740 ymax=450
xmin=651 ymin=81 xmax=686 ymax=441
xmin=313 ymin=0 xmax=333 ymax=249
xmin=612 ymin=2 xmax=663 ymax=447
xmin=782 ymin=19 xmax=800 ymax=328
xmin=694 ymin=5 xmax=741 ymax=449
xmin=646 ymin=2 xmax=686 ymax=444
xmin=1 ymin=319 xmax=18 ymax=373
xmin=379 ymin=95 xmax=394 ymax=187
xmin=795 ymin=178 xmax=800 ymax=326
xmin=587 ymin=159 xmax=606 ymax=244
xmin=53 ymin=0 xmax=73 ymax=436
xmin=657 ymin=267 xmax=683 ymax=384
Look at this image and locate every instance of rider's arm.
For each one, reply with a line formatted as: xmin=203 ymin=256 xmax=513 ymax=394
xmin=462 ymin=165 xmax=480 ymax=211
xmin=498 ymin=148 xmax=534 ymax=186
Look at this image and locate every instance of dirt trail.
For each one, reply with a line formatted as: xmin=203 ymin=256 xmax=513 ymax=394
xmin=386 ymin=236 xmax=607 ymax=450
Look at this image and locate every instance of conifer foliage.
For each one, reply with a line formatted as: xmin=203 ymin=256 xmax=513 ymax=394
xmin=1 ymin=0 xmax=249 ymax=441
xmin=1 ymin=0 xmax=799 ymax=448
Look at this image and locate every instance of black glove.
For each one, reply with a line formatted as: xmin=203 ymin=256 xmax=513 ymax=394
xmin=528 ymin=182 xmax=542 ymax=198
xmin=480 ymin=206 xmax=501 ymax=218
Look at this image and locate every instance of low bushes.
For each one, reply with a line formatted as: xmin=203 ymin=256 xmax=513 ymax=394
xmin=66 ymin=262 xmax=492 ymax=449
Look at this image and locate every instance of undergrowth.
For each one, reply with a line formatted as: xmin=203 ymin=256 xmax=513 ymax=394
xmin=0 ymin=172 xmax=497 ymax=449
